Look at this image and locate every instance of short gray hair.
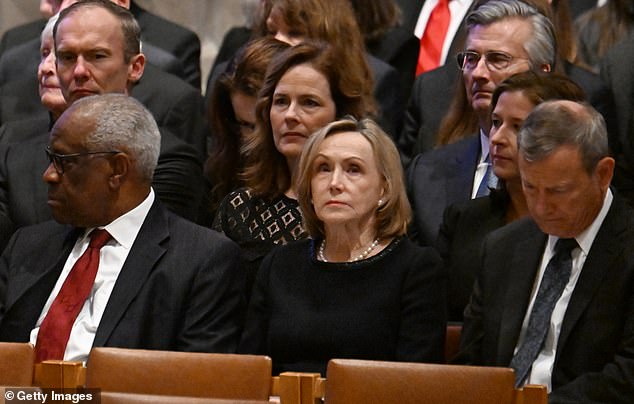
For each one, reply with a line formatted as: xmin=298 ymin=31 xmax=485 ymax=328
xmin=466 ymin=0 xmax=556 ymax=69
xmin=72 ymin=94 xmax=160 ymax=181
xmin=518 ymin=100 xmax=608 ymax=174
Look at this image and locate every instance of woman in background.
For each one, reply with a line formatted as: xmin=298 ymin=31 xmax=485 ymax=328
xmin=240 ymin=117 xmax=446 ymax=374
xmin=205 ymin=37 xmax=289 ymax=217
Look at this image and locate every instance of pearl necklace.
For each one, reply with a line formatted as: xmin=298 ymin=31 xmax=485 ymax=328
xmin=318 ymin=238 xmax=380 ymax=263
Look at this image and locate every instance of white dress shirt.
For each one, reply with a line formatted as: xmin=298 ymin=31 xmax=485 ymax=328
xmin=29 ymin=189 xmax=155 ymax=362
xmin=514 ymin=189 xmax=613 ymax=391
xmin=471 ymin=129 xmax=490 ymax=198
xmin=414 ymin=0 xmax=473 ymax=66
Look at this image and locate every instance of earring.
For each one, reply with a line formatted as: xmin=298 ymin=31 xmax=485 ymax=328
xmin=377 ymin=199 xmax=383 ymax=207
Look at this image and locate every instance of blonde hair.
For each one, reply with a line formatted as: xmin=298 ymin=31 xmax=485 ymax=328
xmin=296 ymin=117 xmax=410 ymax=239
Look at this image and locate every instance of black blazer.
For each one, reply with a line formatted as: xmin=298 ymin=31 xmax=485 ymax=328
xmin=130 ymin=2 xmax=201 ymax=90
xmin=0 ymin=200 xmax=245 ymax=354
xmin=0 ymin=117 xmax=204 ymax=249
xmin=458 ymin=195 xmax=634 ymax=403
xmin=600 ymin=34 xmax=634 ymax=199
xmin=406 ymin=134 xmax=480 ymax=248
xmin=436 ymin=193 xmax=506 ymax=322
xmin=0 ymin=19 xmax=45 ymax=56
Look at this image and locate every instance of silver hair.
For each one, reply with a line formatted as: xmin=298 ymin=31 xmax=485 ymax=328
xmin=72 ymin=94 xmax=160 ymax=181
xmin=518 ymin=100 xmax=608 ymax=174
xmin=466 ymin=0 xmax=556 ymax=69
xmin=41 ymin=13 xmax=60 ymax=43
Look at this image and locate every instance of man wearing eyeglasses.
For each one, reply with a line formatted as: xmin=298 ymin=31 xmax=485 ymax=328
xmin=404 ymin=0 xmax=554 ymax=249
xmin=0 ymin=93 xmax=245 ymax=361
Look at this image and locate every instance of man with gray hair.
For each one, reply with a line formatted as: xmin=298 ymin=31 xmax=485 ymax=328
xmin=407 ymin=0 xmax=556 ymax=247
xmin=459 ymin=100 xmax=634 ymax=402
xmin=0 ymin=94 xmax=245 ymax=362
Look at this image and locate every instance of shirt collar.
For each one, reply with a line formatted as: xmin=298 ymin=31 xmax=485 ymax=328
xmin=83 ymin=188 xmax=155 ymax=250
xmin=546 ymin=188 xmax=613 ymax=256
xmin=479 ymin=128 xmax=490 ymax=164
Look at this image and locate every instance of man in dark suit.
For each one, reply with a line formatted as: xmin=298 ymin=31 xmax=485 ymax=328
xmin=459 ymin=100 xmax=634 ymax=402
xmin=0 ymin=93 xmax=244 ymax=361
xmin=406 ymin=0 xmax=555 ymax=246
xmin=600 ymin=32 xmax=634 ymax=204
xmin=0 ymin=0 xmax=201 ymax=89
xmin=395 ymin=0 xmax=473 ymax=71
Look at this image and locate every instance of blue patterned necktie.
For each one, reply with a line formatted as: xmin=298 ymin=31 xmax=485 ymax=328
xmin=509 ymin=237 xmax=578 ymax=387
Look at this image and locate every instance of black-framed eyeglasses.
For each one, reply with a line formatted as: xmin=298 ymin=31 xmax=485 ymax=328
xmin=456 ymin=51 xmax=528 ymax=72
xmin=45 ymin=146 xmax=121 ymax=174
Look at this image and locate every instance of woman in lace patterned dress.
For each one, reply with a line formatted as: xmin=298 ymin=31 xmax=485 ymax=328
xmin=213 ymin=42 xmax=375 ymax=299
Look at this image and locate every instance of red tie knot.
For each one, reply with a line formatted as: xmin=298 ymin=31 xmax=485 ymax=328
xmin=89 ymin=229 xmax=111 ymax=249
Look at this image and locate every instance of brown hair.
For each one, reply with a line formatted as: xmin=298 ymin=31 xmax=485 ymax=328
xmin=205 ymin=37 xmax=290 ymax=211
xmin=576 ymin=0 xmax=634 ymax=66
xmin=297 ymin=117 xmax=410 ymax=239
xmin=490 ymin=71 xmax=586 ymax=113
xmin=254 ymin=0 xmax=376 ymax=114
xmin=242 ymin=41 xmax=374 ymax=198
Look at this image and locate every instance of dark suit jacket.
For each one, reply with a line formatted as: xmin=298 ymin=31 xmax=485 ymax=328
xmin=0 ymin=64 xmax=208 ymax=161
xmin=406 ymin=134 xmax=480 ymax=248
xmin=366 ymin=26 xmax=419 ymax=115
xmin=0 ymin=200 xmax=245 ymax=354
xmin=569 ymin=0 xmax=598 ymax=20
xmin=400 ymin=60 xmax=615 ymax=165
xmin=436 ymin=192 xmax=506 ymax=322
xmin=0 ymin=116 xmax=204 ymax=249
xmin=600 ymin=34 xmax=634 ymax=200
xmin=130 ymin=2 xmax=201 ymax=90
xmin=0 ymin=19 xmax=45 ymax=56
xmin=458 ymin=195 xmax=634 ymax=402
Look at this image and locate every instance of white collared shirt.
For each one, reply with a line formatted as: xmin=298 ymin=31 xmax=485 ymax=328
xmin=471 ymin=129 xmax=490 ymax=198
xmin=414 ymin=0 xmax=473 ymax=66
xmin=30 ymin=189 xmax=155 ymax=362
xmin=514 ymin=189 xmax=613 ymax=391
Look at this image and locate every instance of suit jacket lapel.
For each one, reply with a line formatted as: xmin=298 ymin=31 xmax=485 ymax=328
xmin=0 ymin=225 xmax=78 ymax=339
xmin=557 ymin=196 xmax=626 ymax=351
xmin=92 ymin=201 xmax=168 ymax=347
xmin=497 ymin=222 xmax=547 ymax=363
xmin=445 ymin=135 xmax=480 ymax=201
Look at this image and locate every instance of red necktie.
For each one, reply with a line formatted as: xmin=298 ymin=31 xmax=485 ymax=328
xmin=34 ymin=229 xmax=111 ymax=362
xmin=417 ymin=0 xmax=451 ymax=75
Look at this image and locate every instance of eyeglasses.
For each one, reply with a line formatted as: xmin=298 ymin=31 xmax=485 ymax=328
xmin=456 ymin=51 xmax=528 ymax=72
xmin=45 ymin=146 xmax=121 ymax=174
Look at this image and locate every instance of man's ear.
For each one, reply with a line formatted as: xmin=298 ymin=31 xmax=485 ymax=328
xmin=108 ymin=153 xmax=130 ymax=189
xmin=127 ymin=53 xmax=145 ymax=84
xmin=595 ymin=156 xmax=615 ymax=193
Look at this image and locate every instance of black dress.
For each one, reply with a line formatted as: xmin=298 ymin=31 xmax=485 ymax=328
xmin=239 ymin=236 xmax=447 ymax=375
